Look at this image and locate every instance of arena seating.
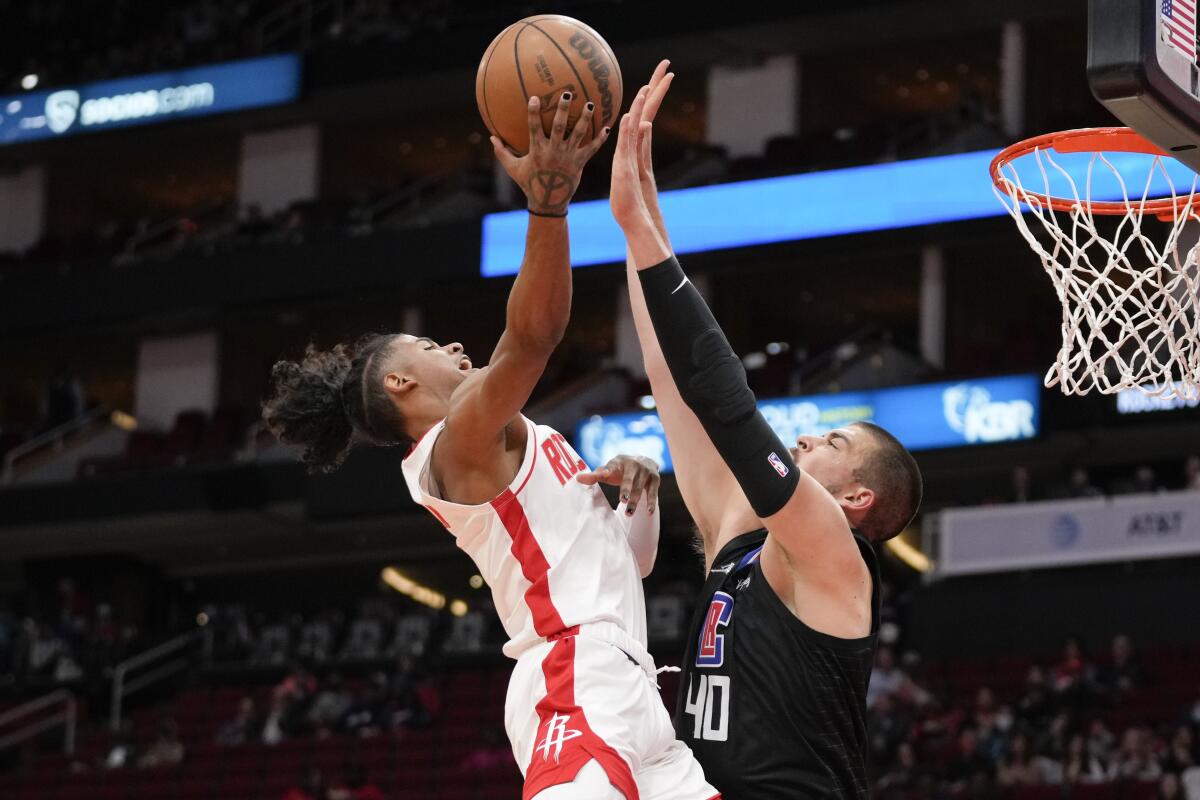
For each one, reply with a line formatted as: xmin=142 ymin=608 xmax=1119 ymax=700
xmin=76 ymin=406 xmax=248 ymax=477
xmin=0 ymin=640 xmax=1196 ymax=799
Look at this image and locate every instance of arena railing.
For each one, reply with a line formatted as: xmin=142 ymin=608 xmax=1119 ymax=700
xmin=1 ymin=406 xmax=112 ymax=485
xmin=110 ymin=628 xmax=212 ymax=731
xmin=0 ymin=689 xmax=76 ymax=755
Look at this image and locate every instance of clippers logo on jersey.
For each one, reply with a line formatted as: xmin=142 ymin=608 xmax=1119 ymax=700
xmin=696 ymin=591 xmax=734 ymax=668
xmin=767 ymin=451 xmax=790 ymax=477
xmin=534 ymin=712 xmax=582 ymax=763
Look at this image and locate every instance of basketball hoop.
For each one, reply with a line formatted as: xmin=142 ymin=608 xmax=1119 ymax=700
xmin=991 ymin=127 xmax=1200 ymax=401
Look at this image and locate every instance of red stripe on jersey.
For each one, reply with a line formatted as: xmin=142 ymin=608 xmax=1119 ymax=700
xmin=492 ymin=489 xmax=566 ymax=637
xmin=522 ymin=636 xmax=639 ymax=800
xmin=422 ymin=504 xmax=451 ymax=529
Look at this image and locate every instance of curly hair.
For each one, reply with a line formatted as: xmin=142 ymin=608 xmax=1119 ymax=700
xmin=262 ymin=334 xmax=411 ymax=472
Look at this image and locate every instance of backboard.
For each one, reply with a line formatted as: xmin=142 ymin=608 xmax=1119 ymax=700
xmin=1089 ymin=0 xmax=1200 ymax=174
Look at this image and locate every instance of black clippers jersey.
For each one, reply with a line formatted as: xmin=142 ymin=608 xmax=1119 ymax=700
xmin=674 ymin=529 xmax=881 ymax=800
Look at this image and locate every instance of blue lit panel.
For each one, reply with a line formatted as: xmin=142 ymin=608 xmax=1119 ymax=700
xmin=481 ymin=148 xmax=1200 ymax=277
xmin=575 ymin=374 xmax=1041 ymax=472
xmin=0 ymin=54 xmax=302 ymax=145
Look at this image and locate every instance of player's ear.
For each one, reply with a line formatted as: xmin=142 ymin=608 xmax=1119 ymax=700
xmin=841 ymin=484 xmax=874 ymax=513
xmin=383 ymin=372 xmax=417 ymax=397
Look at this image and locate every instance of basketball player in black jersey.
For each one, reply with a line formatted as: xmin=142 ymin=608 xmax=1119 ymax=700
xmin=609 ymin=63 xmax=924 ymax=799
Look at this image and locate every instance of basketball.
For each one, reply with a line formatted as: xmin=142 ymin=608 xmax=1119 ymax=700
xmin=475 ymin=15 xmax=623 ymax=155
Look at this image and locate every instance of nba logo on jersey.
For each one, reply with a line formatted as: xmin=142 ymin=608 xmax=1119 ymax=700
xmin=696 ymin=591 xmax=734 ymax=667
xmin=767 ymin=451 xmax=790 ymax=477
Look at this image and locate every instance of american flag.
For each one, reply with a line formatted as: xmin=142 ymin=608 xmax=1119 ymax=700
xmin=1164 ymin=0 xmax=1198 ymax=62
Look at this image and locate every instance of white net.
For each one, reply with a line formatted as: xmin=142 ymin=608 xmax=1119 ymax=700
xmin=993 ymin=145 xmax=1200 ymax=401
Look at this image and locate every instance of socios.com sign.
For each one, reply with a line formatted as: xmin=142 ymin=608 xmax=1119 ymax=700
xmin=576 ymin=374 xmax=1041 ymax=472
xmin=0 ymin=54 xmax=300 ymax=145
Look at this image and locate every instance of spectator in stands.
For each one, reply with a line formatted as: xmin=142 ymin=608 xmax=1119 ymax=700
xmin=1185 ymin=455 xmax=1200 ymax=490
xmin=1034 ymin=711 xmax=1072 ymax=763
xmin=996 ymin=733 xmax=1042 ymax=787
xmin=283 ymin=766 xmax=328 ymax=800
xmin=1052 ymin=636 xmax=1098 ymax=710
xmin=1114 ymin=465 xmax=1166 ymax=495
xmin=1157 ymin=772 xmax=1184 ymax=800
xmin=972 ymin=687 xmax=1011 ymax=762
xmin=867 ymin=692 xmax=913 ymax=767
xmin=1183 ymin=766 xmax=1200 ymax=800
xmin=874 ymin=742 xmax=925 ymax=799
xmin=340 ymin=672 xmax=389 ymax=737
xmin=1008 ymin=465 xmax=1037 ymax=503
xmin=1164 ymin=725 xmax=1196 ymax=774
xmin=1086 ymin=719 xmax=1116 ymax=762
xmin=1016 ymin=665 xmax=1054 ymax=726
xmin=1098 ymin=633 xmax=1145 ymax=696
xmin=943 ymin=728 xmax=997 ymax=794
xmin=1063 ymin=732 xmax=1107 ymax=784
xmin=1060 ymin=466 xmax=1102 ymax=499
xmin=308 ymin=673 xmax=353 ymax=738
xmin=329 ymin=764 xmax=385 ymax=800
xmin=1108 ymin=726 xmax=1163 ymax=781
xmin=867 ymin=646 xmax=906 ymax=708
xmin=273 ymin=663 xmax=318 ymax=733
xmin=137 ymin=719 xmax=185 ymax=769
xmin=262 ymin=695 xmax=290 ymax=746
xmin=215 ymin=696 xmax=261 ymax=746
xmin=388 ymin=655 xmax=432 ymax=729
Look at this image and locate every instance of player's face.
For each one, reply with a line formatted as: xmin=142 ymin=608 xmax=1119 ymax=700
xmin=787 ymin=425 xmax=866 ymax=498
xmin=387 ymin=334 xmax=477 ymax=395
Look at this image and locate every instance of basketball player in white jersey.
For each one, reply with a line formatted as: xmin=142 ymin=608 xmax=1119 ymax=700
xmin=263 ymin=93 xmax=718 ymax=800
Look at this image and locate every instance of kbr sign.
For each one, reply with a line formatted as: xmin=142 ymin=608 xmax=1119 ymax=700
xmin=576 ymin=374 xmax=1041 ymax=472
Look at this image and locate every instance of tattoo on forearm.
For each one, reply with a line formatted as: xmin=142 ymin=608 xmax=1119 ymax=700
xmin=527 ymin=170 xmax=575 ymax=214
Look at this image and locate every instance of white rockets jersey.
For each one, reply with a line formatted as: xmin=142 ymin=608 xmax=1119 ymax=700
xmin=401 ymin=416 xmax=648 ymax=660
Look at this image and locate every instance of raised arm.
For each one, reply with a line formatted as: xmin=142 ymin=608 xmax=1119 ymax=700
xmin=618 ymin=66 xmax=759 ymax=548
xmin=610 ymin=74 xmax=864 ymax=584
xmin=437 ymin=95 xmax=609 ymax=473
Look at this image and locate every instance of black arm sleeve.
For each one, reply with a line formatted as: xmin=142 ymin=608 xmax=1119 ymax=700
xmin=638 ymin=255 xmax=799 ymax=518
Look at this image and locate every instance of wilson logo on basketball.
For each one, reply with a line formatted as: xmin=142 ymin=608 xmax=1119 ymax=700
xmin=566 ymin=33 xmax=615 ymax=124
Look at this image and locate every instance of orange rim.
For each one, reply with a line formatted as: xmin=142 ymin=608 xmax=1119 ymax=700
xmin=990 ymin=127 xmax=1197 ymax=218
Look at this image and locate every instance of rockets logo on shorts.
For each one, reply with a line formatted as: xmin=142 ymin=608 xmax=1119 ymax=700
xmin=695 ymin=591 xmax=734 ymax=668
xmin=535 ymin=712 xmax=582 ymax=763
xmin=767 ymin=451 xmax=790 ymax=477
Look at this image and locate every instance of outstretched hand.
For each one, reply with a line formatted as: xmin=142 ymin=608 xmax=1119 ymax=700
xmin=610 ymin=60 xmax=675 ymax=237
xmin=492 ymin=92 xmax=611 ymax=216
xmin=636 ymin=60 xmax=674 ymax=244
xmin=610 ymin=85 xmax=653 ymax=230
xmin=576 ymin=454 xmax=661 ymax=516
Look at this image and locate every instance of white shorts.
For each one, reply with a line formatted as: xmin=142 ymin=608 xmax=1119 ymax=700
xmin=505 ymin=621 xmax=720 ymax=800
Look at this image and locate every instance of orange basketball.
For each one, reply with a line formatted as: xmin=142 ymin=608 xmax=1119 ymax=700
xmin=476 ymin=15 xmax=623 ymax=156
